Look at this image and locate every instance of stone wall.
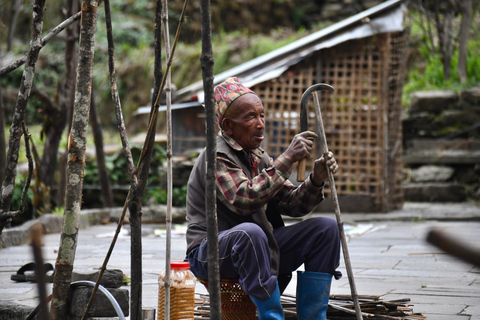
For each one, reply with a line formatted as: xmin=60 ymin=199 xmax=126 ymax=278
xmin=402 ymin=87 xmax=480 ymax=202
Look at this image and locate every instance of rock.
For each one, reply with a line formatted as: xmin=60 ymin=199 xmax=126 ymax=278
xmin=461 ymin=87 xmax=480 ymax=108
xmin=403 ymin=182 xmax=466 ymax=202
xmin=455 ymin=166 xmax=480 ymax=184
xmin=433 ymin=109 xmax=480 ymax=135
xmin=38 ymin=214 xmax=64 ymax=234
xmin=410 ymin=165 xmax=454 ymax=183
xmin=409 ymin=91 xmax=459 ymax=115
xmin=68 ymin=286 xmax=129 ymax=317
xmin=72 ymin=269 xmax=124 ymax=289
xmin=402 ymin=112 xmax=436 ymax=139
xmin=0 ymin=300 xmax=34 ymax=320
xmin=403 ymin=149 xmax=480 ymax=165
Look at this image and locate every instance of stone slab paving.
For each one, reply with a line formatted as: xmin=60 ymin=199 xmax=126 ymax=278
xmin=1 ymin=212 xmax=480 ymax=319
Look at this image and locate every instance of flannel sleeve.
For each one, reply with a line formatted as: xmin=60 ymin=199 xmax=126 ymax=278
xmin=274 ymin=173 xmax=325 ymax=217
xmin=216 ymin=153 xmax=325 ymax=216
xmin=216 ymin=153 xmax=293 ymax=215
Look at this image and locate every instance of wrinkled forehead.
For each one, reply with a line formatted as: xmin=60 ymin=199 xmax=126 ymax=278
xmin=226 ymin=93 xmax=263 ymax=117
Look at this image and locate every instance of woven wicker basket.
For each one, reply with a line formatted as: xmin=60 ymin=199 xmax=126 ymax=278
xmin=199 ymin=278 xmax=257 ymax=320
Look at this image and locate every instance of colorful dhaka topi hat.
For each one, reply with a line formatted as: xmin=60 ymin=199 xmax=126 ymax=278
xmin=214 ymin=76 xmax=255 ymax=128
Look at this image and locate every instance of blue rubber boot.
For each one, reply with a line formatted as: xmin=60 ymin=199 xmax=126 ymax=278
xmin=296 ymin=271 xmax=332 ymax=320
xmin=249 ymin=282 xmax=285 ymax=320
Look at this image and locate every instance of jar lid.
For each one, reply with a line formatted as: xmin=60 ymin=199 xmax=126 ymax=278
xmin=170 ymin=261 xmax=190 ymax=269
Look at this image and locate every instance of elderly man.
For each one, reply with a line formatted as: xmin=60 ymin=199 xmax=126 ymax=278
xmin=185 ymin=77 xmax=341 ymax=319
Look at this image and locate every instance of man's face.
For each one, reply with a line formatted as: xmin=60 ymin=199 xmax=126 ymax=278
xmin=223 ymin=94 xmax=265 ymax=152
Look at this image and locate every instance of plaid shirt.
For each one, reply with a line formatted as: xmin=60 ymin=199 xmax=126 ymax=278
xmin=217 ymin=133 xmax=325 ymax=217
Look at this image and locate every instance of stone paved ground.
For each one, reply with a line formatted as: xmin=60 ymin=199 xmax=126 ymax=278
xmin=1 ymin=202 xmax=479 ymax=319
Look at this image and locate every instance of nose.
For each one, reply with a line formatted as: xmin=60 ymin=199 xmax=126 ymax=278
xmin=256 ymin=115 xmax=265 ymax=130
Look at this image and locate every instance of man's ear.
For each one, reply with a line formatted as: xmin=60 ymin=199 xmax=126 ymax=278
xmin=222 ymin=118 xmax=233 ymax=136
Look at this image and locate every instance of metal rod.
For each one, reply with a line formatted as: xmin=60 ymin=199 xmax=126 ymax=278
xmin=312 ymin=91 xmax=363 ymax=320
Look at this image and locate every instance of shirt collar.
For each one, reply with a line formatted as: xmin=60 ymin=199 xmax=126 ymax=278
xmin=221 ymin=132 xmax=264 ymax=158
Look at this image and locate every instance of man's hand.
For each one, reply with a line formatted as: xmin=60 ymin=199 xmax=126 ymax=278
xmin=284 ymin=131 xmax=318 ymax=163
xmin=311 ymin=151 xmax=339 ymax=186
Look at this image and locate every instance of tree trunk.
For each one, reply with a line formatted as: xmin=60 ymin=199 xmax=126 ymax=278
xmin=128 ymin=133 xmax=158 ymax=320
xmin=57 ymin=0 xmax=80 ymax=207
xmin=434 ymin=2 xmax=454 ymax=81
xmin=39 ymin=0 xmax=79 ymax=199
xmin=458 ymin=0 xmax=472 ymax=84
xmin=200 ymin=0 xmax=221 ymax=319
xmin=1 ymin=0 xmax=46 ymax=215
xmin=0 ymin=84 xmax=6 ymax=186
xmin=51 ymin=1 xmax=98 ymax=319
xmin=7 ymin=0 xmax=23 ymax=51
xmin=89 ymin=92 xmax=114 ymax=207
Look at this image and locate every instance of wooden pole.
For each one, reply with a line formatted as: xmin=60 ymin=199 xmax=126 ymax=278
xmin=200 ymin=0 xmax=221 ymax=319
xmin=31 ymin=224 xmax=51 ymax=320
xmin=161 ymin=0 xmax=173 ymax=317
xmin=312 ymin=91 xmax=363 ymax=320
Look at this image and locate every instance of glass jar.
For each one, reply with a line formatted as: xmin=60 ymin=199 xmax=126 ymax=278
xmin=158 ymin=261 xmax=196 ymax=320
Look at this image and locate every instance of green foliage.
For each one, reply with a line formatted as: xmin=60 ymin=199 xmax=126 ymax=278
xmin=11 ymin=174 xmax=33 ymax=212
xmin=52 ymin=206 xmax=64 ymax=217
xmin=403 ymin=46 xmax=480 ymax=105
xmin=403 ymin=14 xmax=480 ymax=106
xmin=84 ymin=143 xmax=167 ymax=187
xmin=144 ymin=185 xmax=188 ymax=207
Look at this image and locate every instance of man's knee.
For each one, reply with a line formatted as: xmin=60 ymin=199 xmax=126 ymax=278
xmin=233 ymin=222 xmax=268 ymax=244
xmin=309 ymin=217 xmax=339 ymax=239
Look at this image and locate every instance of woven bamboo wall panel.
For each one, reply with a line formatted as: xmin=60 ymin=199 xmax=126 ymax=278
xmin=254 ymin=32 xmax=407 ymax=212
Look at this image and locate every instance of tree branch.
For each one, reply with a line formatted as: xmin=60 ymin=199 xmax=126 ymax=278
xmin=104 ymin=0 xmax=137 ymax=186
xmin=0 ymin=123 xmax=34 ymax=233
xmin=1 ymin=0 xmax=45 ymax=214
xmin=0 ymin=11 xmax=82 ymax=77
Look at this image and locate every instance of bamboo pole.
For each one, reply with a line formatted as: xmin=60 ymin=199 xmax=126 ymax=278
xmin=200 ymin=0 xmax=221 ymax=319
xmin=312 ymin=91 xmax=363 ymax=320
xmin=161 ymin=0 xmax=173 ymax=317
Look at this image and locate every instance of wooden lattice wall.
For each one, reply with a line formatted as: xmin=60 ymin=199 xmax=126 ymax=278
xmin=253 ymin=31 xmax=408 ymax=212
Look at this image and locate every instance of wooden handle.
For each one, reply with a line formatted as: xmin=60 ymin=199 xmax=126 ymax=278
xmin=297 ymin=158 xmax=307 ymax=182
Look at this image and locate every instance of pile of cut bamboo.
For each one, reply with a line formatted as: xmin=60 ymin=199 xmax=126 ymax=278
xmin=194 ymin=293 xmax=426 ymax=319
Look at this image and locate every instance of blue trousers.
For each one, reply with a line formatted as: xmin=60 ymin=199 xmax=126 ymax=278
xmin=187 ymin=217 xmax=341 ymax=300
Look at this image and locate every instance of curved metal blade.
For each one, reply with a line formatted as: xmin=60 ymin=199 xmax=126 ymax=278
xmin=299 ymin=83 xmax=335 ymax=132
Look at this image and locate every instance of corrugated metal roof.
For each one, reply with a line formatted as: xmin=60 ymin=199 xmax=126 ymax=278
xmin=134 ymin=101 xmax=202 ymax=115
xmin=176 ymin=0 xmax=406 ymax=104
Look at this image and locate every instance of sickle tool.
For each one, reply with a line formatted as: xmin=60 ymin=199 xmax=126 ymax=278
xmin=297 ymin=83 xmax=335 ymax=182
xmin=298 ymin=83 xmax=364 ymax=320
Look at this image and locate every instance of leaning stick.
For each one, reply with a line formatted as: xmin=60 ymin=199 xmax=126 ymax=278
xmin=312 ymin=91 xmax=363 ymax=320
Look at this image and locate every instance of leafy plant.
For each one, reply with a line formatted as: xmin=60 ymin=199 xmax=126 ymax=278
xmin=144 ymin=185 xmax=188 ymax=207
xmin=403 ymin=10 xmax=480 ymax=106
xmin=52 ymin=206 xmax=64 ymax=217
